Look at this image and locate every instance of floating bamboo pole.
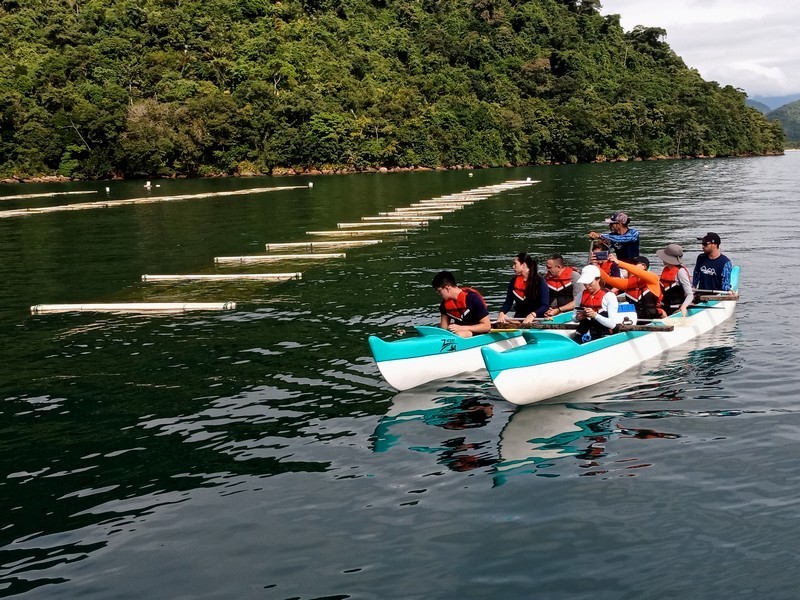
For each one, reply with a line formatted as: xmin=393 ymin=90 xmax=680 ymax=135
xmin=361 ymin=215 xmax=442 ymax=221
xmin=1 ymin=190 xmax=98 ymax=201
xmin=0 ymin=185 xmax=306 ymax=219
xmin=306 ymin=229 xmax=412 ymax=236
xmin=142 ymin=273 xmax=302 ymax=282
xmin=337 ymin=221 xmax=426 ymax=228
xmin=31 ymin=302 xmax=236 ymax=314
xmin=265 ymin=240 xmax=382 ymax=251
xmin=215 ymin=253 xmax=345 ymax=264
xmin=388 ymin=207 xmax=458 ymax=213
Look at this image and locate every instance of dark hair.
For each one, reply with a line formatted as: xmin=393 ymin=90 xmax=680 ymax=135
xmin=432 ymin=271 xmax=457 ymax=289
xmin=547 ymin=253 xmax=565 ymax=267
xmin=592 ymin=240 xmax=610 ymax=251
xmin=516 ymin=252 xmax=542 ymax=303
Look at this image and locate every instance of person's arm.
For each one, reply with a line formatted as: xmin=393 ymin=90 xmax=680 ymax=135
xmin=448 ymin=294 xmax=491 ymax=337
xmin=601 ymin=228 xmax=639 ymax=245
xmin=497 ymin=279 xmax=515 ymax=324
xmin=721 ymin=260 xmax=733 ymax=291
xmin=592 ymin=292 xmax=619 ymax=329
xmin=534 ymin=277 xmax=550 ymax=318
xmin=599 ymin=268 xmax=631 ymax=291
xmin=692 ymin=257 xmax=701 ymax=288
xmin=618 ymin=260 xmax=659 ymax=286
xmin=677 ymin=268 xmax=693 ymax=316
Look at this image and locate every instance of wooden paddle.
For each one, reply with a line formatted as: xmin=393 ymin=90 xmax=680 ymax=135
xmin=696 ymin=292 xmax=739 ymax=302
xmin=492 ymin=321 xmax=674 ymax=332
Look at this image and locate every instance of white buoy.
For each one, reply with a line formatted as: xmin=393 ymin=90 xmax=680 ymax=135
xmin=308 ymin=182 xmax=314 ymax=188
xmin=145 ymin=181 xmax=152 ymax=188
xmin=469 ymin=173 xmax=474 ymax=177
xmin=526 ymin=177 xmax=531 ymax=182
xmin=105 ymin=187 xmax=110 ymax=193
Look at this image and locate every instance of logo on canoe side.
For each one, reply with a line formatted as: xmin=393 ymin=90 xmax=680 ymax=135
xmin=440 ymin=339 xmax=457 ymax=353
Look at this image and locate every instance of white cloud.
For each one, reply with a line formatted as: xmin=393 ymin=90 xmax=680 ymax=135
xmin=600 ymin=0 xmax=800 ymax=97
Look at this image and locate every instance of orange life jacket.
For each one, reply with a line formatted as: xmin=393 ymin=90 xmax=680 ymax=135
xmin=546 ymin=266 xmax=574 ymax=306
xmin=443 ymin=287 xmax=486 ymax=323
xmin=579 ymin=287 xmax=607 ymax=311
xmin=512 ymin=275 xmax=527 ymax=301
xmin=660 ymin=265 xmax=689 ymax=312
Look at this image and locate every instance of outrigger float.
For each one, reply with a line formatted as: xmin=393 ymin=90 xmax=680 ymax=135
xmin=369 ymin=267 xmax=739 ymax=402
xmin=482 ymin=267 xmax=740 ymax=405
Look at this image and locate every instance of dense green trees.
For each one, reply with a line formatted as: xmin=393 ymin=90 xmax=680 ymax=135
xmin=0 ymin=0 xmax=785 ymax=179
xmin=767 ymin=101 xmax=800 ymax=147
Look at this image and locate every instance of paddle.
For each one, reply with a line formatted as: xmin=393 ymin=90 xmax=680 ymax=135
xmin=492 ymin=321 xmax=674 ymax=332
xmin=696 ymin=292 xmax=739 ymax=302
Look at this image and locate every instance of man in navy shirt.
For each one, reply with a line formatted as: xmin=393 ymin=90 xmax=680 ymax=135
xmin=432 ymin=271 xmax=491 ymax=338
xmin=589 ymin=211 xmax=640 ymax=262
xmin=693 ymin=232 xmax=732 ymax=291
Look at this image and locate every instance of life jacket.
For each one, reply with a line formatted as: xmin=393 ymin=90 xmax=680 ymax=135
xmin=576 ymin=287 xmax=613 ymax=340
xmin=546 ymin=266 xmax=574 ymax=307
xmin=625 ymin=274 xmax=662 ymax=319
xmin=443 ymin=287 xmax=486 ymax=323
xmin=579 ymin=287 xmax=607 ymax=311
xmin=512 ymin=275 xmax=527 ymax=301
xmin=660 ymin=265 xmax=689 ymax=314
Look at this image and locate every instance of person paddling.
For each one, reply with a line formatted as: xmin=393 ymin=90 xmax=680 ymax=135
xmin=432 ymin=271 xmax=491 ymax=338
xmin=497 ymin=253 xmax=549 ymax=325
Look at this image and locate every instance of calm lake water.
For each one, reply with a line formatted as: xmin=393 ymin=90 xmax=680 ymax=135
xmin=1 ymin=154 xmax=798 ymax=599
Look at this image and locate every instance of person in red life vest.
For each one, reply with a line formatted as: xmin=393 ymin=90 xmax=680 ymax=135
xmin=589 ymin=239 xmax=622 ymax=293
xmin=496 ymin=253 xmax=550 ymax=325
xmin=573 ymin=264 xmax=621 ymax=343
xmin=544 ymin=254 xmax=582 ymax=318
xmin=656 ymin=244 xmax=693 ymax=317
xmin=599 ymin=255 xmax=665 ymax=320
xmin=431 ymin=271 xmax=491 ymax=338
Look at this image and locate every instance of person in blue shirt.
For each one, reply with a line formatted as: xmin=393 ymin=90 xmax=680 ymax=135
xmin=693 ymin=232 xmax=732 ymax=291
xmin=496 ymin=252 xmax=549 ymax=325
xmin=589 ymin=212 xmax=640 ymax=262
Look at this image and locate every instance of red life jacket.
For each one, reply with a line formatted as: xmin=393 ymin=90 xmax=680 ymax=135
xmin=660 ymin=265 xmax=689 ymax=312
xmin=443 ymin=287 xmax=486 ymax=323
xmin=512 ymin=275 xmax=527 ymax=301
xmin=624 ymin=274 xmax=659 ymax=303
xmin=579 ymin=287 xmax=606 ymax=311
xmin=546 ymin=266 xmax=574 ymax=306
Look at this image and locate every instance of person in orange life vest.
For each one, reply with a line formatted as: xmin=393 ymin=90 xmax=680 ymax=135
xmin=656 ymin=244 xmax=693 ymax=317
xmin=431 ymin=271 xmax=491 ymax=338
xmin=544 ymin=254 xmax=582 ymax=318
xmin=573 ymin=264 xmax=621 ymax=343
xmin=589 ymin=239 xmax=622 ymax=293
xmin=599 ymin=255 xmax=665 ymax=320
xmin=496 ymin=253 xmax=550 ymax=325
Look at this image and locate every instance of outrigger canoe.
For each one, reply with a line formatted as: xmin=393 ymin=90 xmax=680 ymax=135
xmin=368 ymin=325 xmax=530 ymax=391
xmin=481 ymin=267 xmax=740 ymax=406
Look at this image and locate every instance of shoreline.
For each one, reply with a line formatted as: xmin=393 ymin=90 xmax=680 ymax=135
xmin=0 ymin=151 xmax=786 ymax=184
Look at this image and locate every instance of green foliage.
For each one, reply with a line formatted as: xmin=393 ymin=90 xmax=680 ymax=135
xmin=0 ymin=0 xmax=784 ymax=179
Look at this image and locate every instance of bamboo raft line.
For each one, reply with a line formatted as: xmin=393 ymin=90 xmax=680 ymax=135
xmin=214 ymin=253 xmax=345 ymax=264
xmin=337 ymin=221 xmax=427 ymax=229
xmin=306 ymin=229 xmax=412 ymax=236
xmin=141 ymin=273 xmax=302 ymax=282
xmin=265 ymin=240 xmax=382 ymax=251
xmin=361 ymin=214 xmax=443 ymax=221
xmin=1 ymin=190 xmax=98 ymax=202
xmin=0 ymin=186 xmax=307 ymax=219
xmin=31 ymin=302 xmax=237 ymax=314
xmin=386 ymin=208 xmax=458 ymax=214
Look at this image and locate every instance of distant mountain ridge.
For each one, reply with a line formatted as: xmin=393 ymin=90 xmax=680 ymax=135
xmin=750 ymin=93 xmax=800 ymax=111
xmin=767 ymin=100 xmax=800 ymax=143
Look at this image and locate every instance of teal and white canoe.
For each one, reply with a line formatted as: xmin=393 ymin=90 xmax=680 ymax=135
xmin=368 ymin=325 xmax=528 ymax=391
xmin=482 ymin=267 xmax=740 ymax=406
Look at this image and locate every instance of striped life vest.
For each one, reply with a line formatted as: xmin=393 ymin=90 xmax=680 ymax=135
xmin=546 ymin=266 xmax=574 ymax=307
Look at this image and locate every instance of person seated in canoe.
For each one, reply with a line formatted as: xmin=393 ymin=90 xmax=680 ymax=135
xmin=496 ymin=252 xmax=549 ymax=325
xmin=573 ymin=264 xmax=621 ymax=343
xmin=544 ymin=254 xmax=581 ymax=318
xmin=693 ymin=232 xmax=733 ymax=292
xmin=589 ymin=239 xmax=622 ymax=293
xmin=599 ymin=255 xmax=665 ymax=320
xmin=656 ymin=244 xmax=693 ymax=317
xmin=588 ymin=211 xmax=640 ymax=262
xmin=432 ymin=271 xmax=491 ymax=338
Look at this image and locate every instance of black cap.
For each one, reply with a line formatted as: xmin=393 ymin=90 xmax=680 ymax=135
xmin=697 ymin=232 xmax=721 ymax=246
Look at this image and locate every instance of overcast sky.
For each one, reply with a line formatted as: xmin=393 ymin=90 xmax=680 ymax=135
xmin=599 ymin=0 xmax=800 ymax=99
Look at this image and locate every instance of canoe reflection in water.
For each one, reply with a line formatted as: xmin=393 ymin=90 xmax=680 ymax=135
xmin=372 ymin=391 xmax=682 ymax=481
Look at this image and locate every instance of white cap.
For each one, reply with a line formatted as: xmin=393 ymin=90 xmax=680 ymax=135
xmin=577 ymin=264 xmax=601 ymax=284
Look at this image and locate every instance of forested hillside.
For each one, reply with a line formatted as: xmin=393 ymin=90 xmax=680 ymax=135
xmin=767 ymin=101 xmax=800 ymax=146
xmin=0 ymin=0 xmax=785 ymax=179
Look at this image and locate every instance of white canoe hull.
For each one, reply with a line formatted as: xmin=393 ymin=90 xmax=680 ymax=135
xmin=375 ymin=336 xmax=527 ymax=391
xmin=487 ymin=299 xmax=736 ymax=406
